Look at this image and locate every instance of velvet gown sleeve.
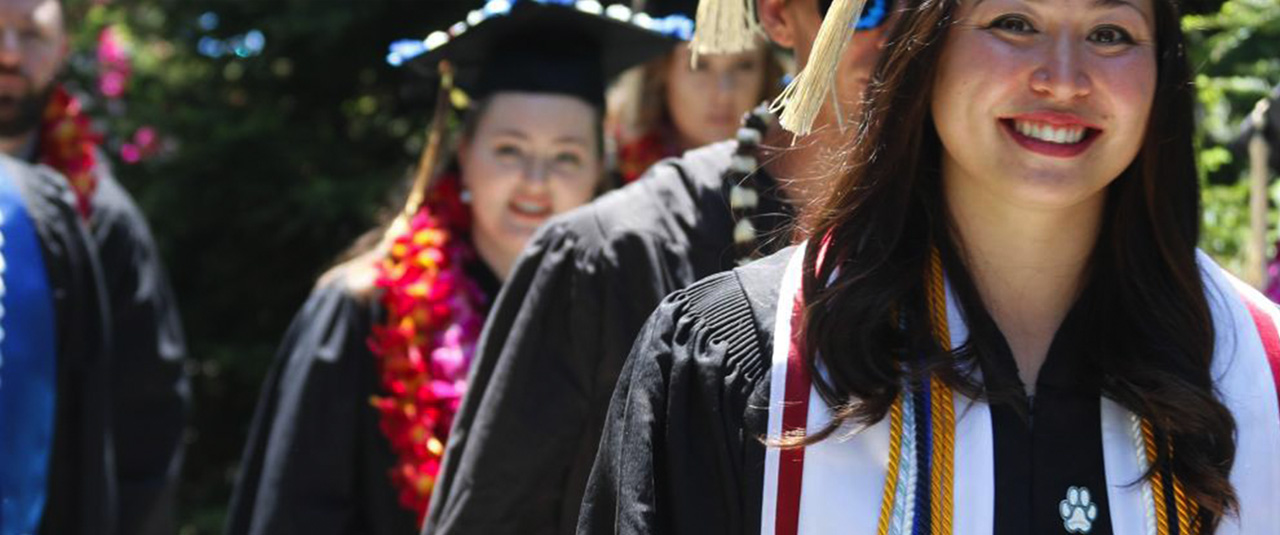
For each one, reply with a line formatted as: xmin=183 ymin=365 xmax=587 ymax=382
xmin=86 ymin=168 xmax=190 ymax=535
xmin=225 ymin=276 xmax=417 ymax=535
xmin=424 ymin=208 xmax=676 ymax=535
xmin=576 ymin=251 xmax=790 ymax=535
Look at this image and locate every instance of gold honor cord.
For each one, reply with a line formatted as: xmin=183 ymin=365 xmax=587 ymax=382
xmin=874 ymin=249 xmax=957 ymax=534
xmin=1141 ymin=418 xmax=1202 ymax=534
xmin=927 ymin=249 xmax=956 ymax=535
xmin=1171 ymin=477 xmax=1198 ymax=534
xmin=876 ymin=397 xmax=905 ymax=534
xmin=1169 ymin=444 xmax=1201 ymax=534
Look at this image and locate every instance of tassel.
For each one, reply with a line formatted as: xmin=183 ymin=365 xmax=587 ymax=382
xmin=386 ymin=60 xmax=456 ymax=243
xmin=690 ymin=0 xmax=761 ymax=65
xmin=770 ymin=0 xmax=866 ymax=137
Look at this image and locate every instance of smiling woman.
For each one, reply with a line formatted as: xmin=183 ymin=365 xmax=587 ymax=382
xmin=933 ymin=0 xmax=1158 ymax=212
xmin=578 ymin=0 xmax=1280 ymax=533
xmin=458 ymin=92 xmax=603 ymax=278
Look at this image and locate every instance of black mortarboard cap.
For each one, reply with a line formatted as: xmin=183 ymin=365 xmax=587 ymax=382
xmin=389 ymin=0 xmax=677 ymax=108
xmin=633 ymin=0 xmax=699 ymax=18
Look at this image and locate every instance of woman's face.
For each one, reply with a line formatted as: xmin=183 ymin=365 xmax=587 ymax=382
xmin=931 ymin=0 xmax=1157 ymax=212
xmin=459 ymin=92 xmax=603 ymax=278
xmin=664 ymin=42 xmax=768 ymax=149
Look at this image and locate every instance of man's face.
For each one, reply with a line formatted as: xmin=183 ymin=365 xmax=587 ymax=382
xmin=0 ymin=0 xmax=65 ymax=136
xmin=764 ymin=0 xmax=893 ymax=131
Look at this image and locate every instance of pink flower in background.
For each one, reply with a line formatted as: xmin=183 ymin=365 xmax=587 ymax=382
xmin=98 ymin=27 xmax=127 ymax=65
xmin=1266 ymin=244 xmax=1280 ymax=304
xmin=120 ymin=143 xmax=140 ymax=163
xmin=99 ymin=70 xmax=126 ymax=98
xmin=134 ymin=126 xmax=157 ymax=148
xmin=120 ymin=126 xmax=161 ymax=164
xmin=97 ymin=26 xmax=132 ymax=100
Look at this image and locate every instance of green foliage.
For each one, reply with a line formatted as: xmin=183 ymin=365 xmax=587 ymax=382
xmin=1186 ymin=0 xmax=1280 ymax=267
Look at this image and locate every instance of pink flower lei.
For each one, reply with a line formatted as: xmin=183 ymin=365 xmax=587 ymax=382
xmin=367 ymin=173 xmax=488 ymax=522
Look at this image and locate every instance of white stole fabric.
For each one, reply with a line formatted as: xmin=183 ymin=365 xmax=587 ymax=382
xmin=761 ymin=245 xmax=1280 ymax=534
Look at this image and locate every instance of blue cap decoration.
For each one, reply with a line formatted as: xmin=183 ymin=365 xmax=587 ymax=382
xmin=387 ymin=0 xmax=690 ymax=68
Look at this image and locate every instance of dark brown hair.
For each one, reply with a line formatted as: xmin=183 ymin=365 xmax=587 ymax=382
xmin=796 ymin=0 xmax=1236 ymax=527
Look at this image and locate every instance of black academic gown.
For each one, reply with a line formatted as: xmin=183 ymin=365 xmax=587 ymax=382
xmin=20 ymin=137 xmax=189 ymax=534
xmin=3 ymin=155 xmax=117 ymax=535
xmin=227 ymin=260 xmax=500 ymax=535
xmin=424 ymin=140 xmax=792 ymax=535
xmin=80 ymin=157 xmax=190 ymax=535
xmin=577 ymin=248 xmax=1131 ymax=535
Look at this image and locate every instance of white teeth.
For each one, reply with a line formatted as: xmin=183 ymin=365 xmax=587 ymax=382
xmin=513 ymin=201 xmax=549 ymax=215
xmin=1013 ymin=120 xmax=1086 ymax=145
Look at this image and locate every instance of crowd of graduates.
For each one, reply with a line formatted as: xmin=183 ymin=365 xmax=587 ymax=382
xmin=3 ymin=0 xmax=1279 ymax=534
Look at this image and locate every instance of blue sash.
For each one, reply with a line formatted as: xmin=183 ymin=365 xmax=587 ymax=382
xmin=0 ymin=165 xmax=57 ymax=534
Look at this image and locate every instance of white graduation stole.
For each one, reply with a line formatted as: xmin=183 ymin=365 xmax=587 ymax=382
xmin=761 ymin=244 xmax=1280 ymax=535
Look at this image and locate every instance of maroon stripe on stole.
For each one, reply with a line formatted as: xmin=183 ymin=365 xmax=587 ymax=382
xmin=776 ymin=240 xmax=835 ymax=535
xmin=1241 ymin=294 xmax=1280 ymax=426
xmin=777 ymin=284 xmax=811 ymax=535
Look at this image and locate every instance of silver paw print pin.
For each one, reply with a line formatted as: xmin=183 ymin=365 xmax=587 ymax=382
xmin=1059 ymin=486 xmax=1099 ymax=533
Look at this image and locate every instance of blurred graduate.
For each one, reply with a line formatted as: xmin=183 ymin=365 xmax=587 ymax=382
xmin=0 ymin=0 xmax=187 ymax=533
xmin=608 ymin=0 xmax=784 ymax=183
xmin=225 ymin=2 xmax=673 ymax=534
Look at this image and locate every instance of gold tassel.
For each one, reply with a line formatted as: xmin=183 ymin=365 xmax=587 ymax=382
xmin=770 ymin=0 xmax=866 ymax=137
xmin=385 ymin=60 xmax=456 ymax=243
xmin=690 ymin=0 xmax=761 ymax=66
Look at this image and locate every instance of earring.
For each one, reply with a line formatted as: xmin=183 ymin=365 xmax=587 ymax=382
xmin=459 ymin=189 xmax=472 ymax=204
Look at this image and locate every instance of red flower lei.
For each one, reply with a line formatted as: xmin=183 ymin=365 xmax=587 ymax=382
xmin=616 ymin=129 xmax=679 ymax=184
xmin=368 ymin=173 xmax=488 ymax=522
xmin=39 ymin=85 xmax=102 ymax=220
